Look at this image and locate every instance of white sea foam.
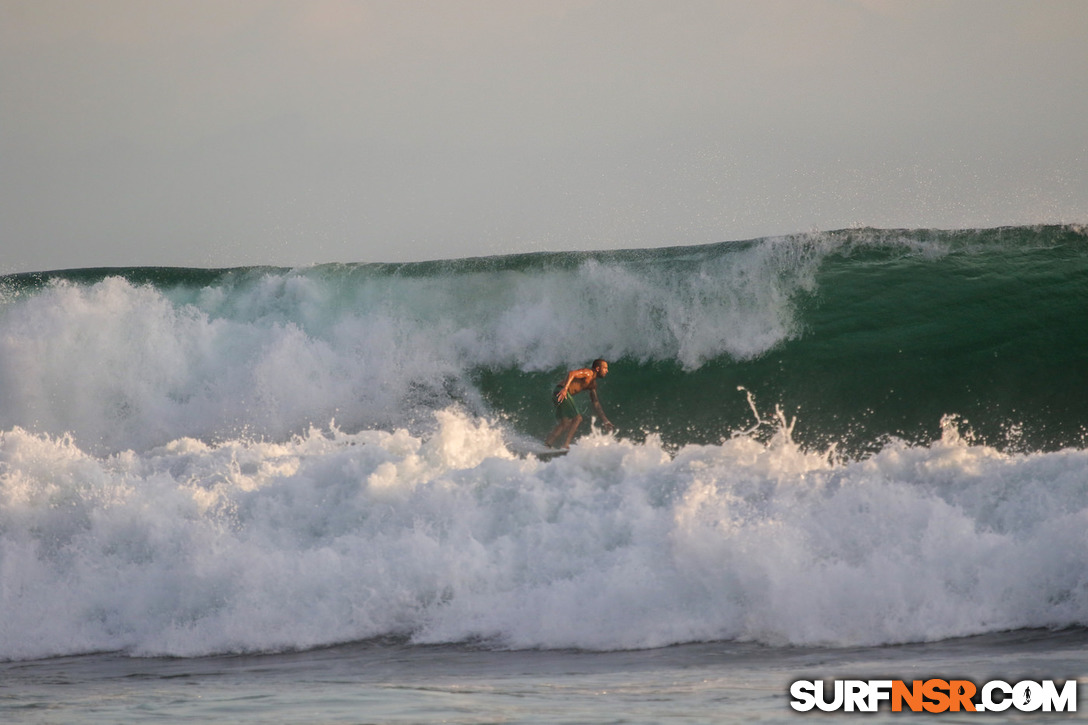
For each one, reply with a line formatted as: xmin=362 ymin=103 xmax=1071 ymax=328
xmin=2 ymin=409 xmax=1086 ymax=660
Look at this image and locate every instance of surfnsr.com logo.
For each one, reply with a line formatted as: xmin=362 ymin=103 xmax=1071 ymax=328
xmin=789 ymin=679 xmax=1078 ymax=713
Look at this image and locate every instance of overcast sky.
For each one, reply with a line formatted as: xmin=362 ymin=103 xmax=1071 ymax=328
xmin=2 ymin=0 xmax=1086 ymax=273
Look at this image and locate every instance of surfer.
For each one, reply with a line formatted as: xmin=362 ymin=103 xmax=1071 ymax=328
xmin=545 ymin=359 xmax=615 ymax=449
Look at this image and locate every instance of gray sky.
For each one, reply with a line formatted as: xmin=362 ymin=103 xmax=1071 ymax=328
xmin=2 ymin=0 xmax=1086 ymax=274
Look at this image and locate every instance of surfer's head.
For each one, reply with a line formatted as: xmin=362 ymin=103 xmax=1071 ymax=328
xmin=592 ymin=359 xmax=609 ymax=377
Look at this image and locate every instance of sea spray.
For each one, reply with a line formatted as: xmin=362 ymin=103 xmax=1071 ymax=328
xmin=2 ymin=405 xmax=1088 ymax=660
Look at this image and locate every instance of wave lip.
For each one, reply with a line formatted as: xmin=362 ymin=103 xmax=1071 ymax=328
xmin=3 ymin=225 xmax=1087 ymax=456
xmin=0 ymin=230 xmax=837 ymax=452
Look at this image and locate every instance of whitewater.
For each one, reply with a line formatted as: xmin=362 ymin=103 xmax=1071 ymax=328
xmin=2 ymin=225 xmax=1088 ymax=721
xmin=4 ymin=409 xmax=1088 ymax=660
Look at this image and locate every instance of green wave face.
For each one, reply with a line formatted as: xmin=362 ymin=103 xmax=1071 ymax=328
xmin=478 ymin=226 xmax=1088 ymax=454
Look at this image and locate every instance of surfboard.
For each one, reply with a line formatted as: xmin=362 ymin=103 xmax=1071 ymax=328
xmin=529 ymin=448 xmax=568 ymax=460
xmin=506 ymin=436 xmax=569 ymax=460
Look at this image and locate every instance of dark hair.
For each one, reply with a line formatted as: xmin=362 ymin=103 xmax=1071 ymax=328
xmin=592 ymin=358 xmax=607 ymax=370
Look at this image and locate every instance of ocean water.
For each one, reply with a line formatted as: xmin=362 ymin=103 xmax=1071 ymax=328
xmin=2 ymin=225 xmax=1088 ymax=722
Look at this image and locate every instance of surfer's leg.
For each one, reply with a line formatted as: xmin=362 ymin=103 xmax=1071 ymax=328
xmin=546 ymin=416 xmax=577 ymax=448
xmin=561 ymin=414 xmax=582 ymax=448
xmin=545 ymin=421 xmax=565 ymax=447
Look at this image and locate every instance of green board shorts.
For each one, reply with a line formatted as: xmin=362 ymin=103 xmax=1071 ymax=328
xmin=553 ymin=385 xmax=585 ymax=420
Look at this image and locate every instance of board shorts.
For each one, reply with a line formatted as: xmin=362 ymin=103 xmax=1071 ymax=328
xmin=553 ymin=384 xmax=585 ymax=420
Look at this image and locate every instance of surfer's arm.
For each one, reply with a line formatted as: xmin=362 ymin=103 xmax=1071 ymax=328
xmin=588 ymin=389 xmax=615 ymax=431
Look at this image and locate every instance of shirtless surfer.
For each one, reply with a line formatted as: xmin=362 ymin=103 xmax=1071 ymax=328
xmin=545 ymin=359 xmax=615 ymax=449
